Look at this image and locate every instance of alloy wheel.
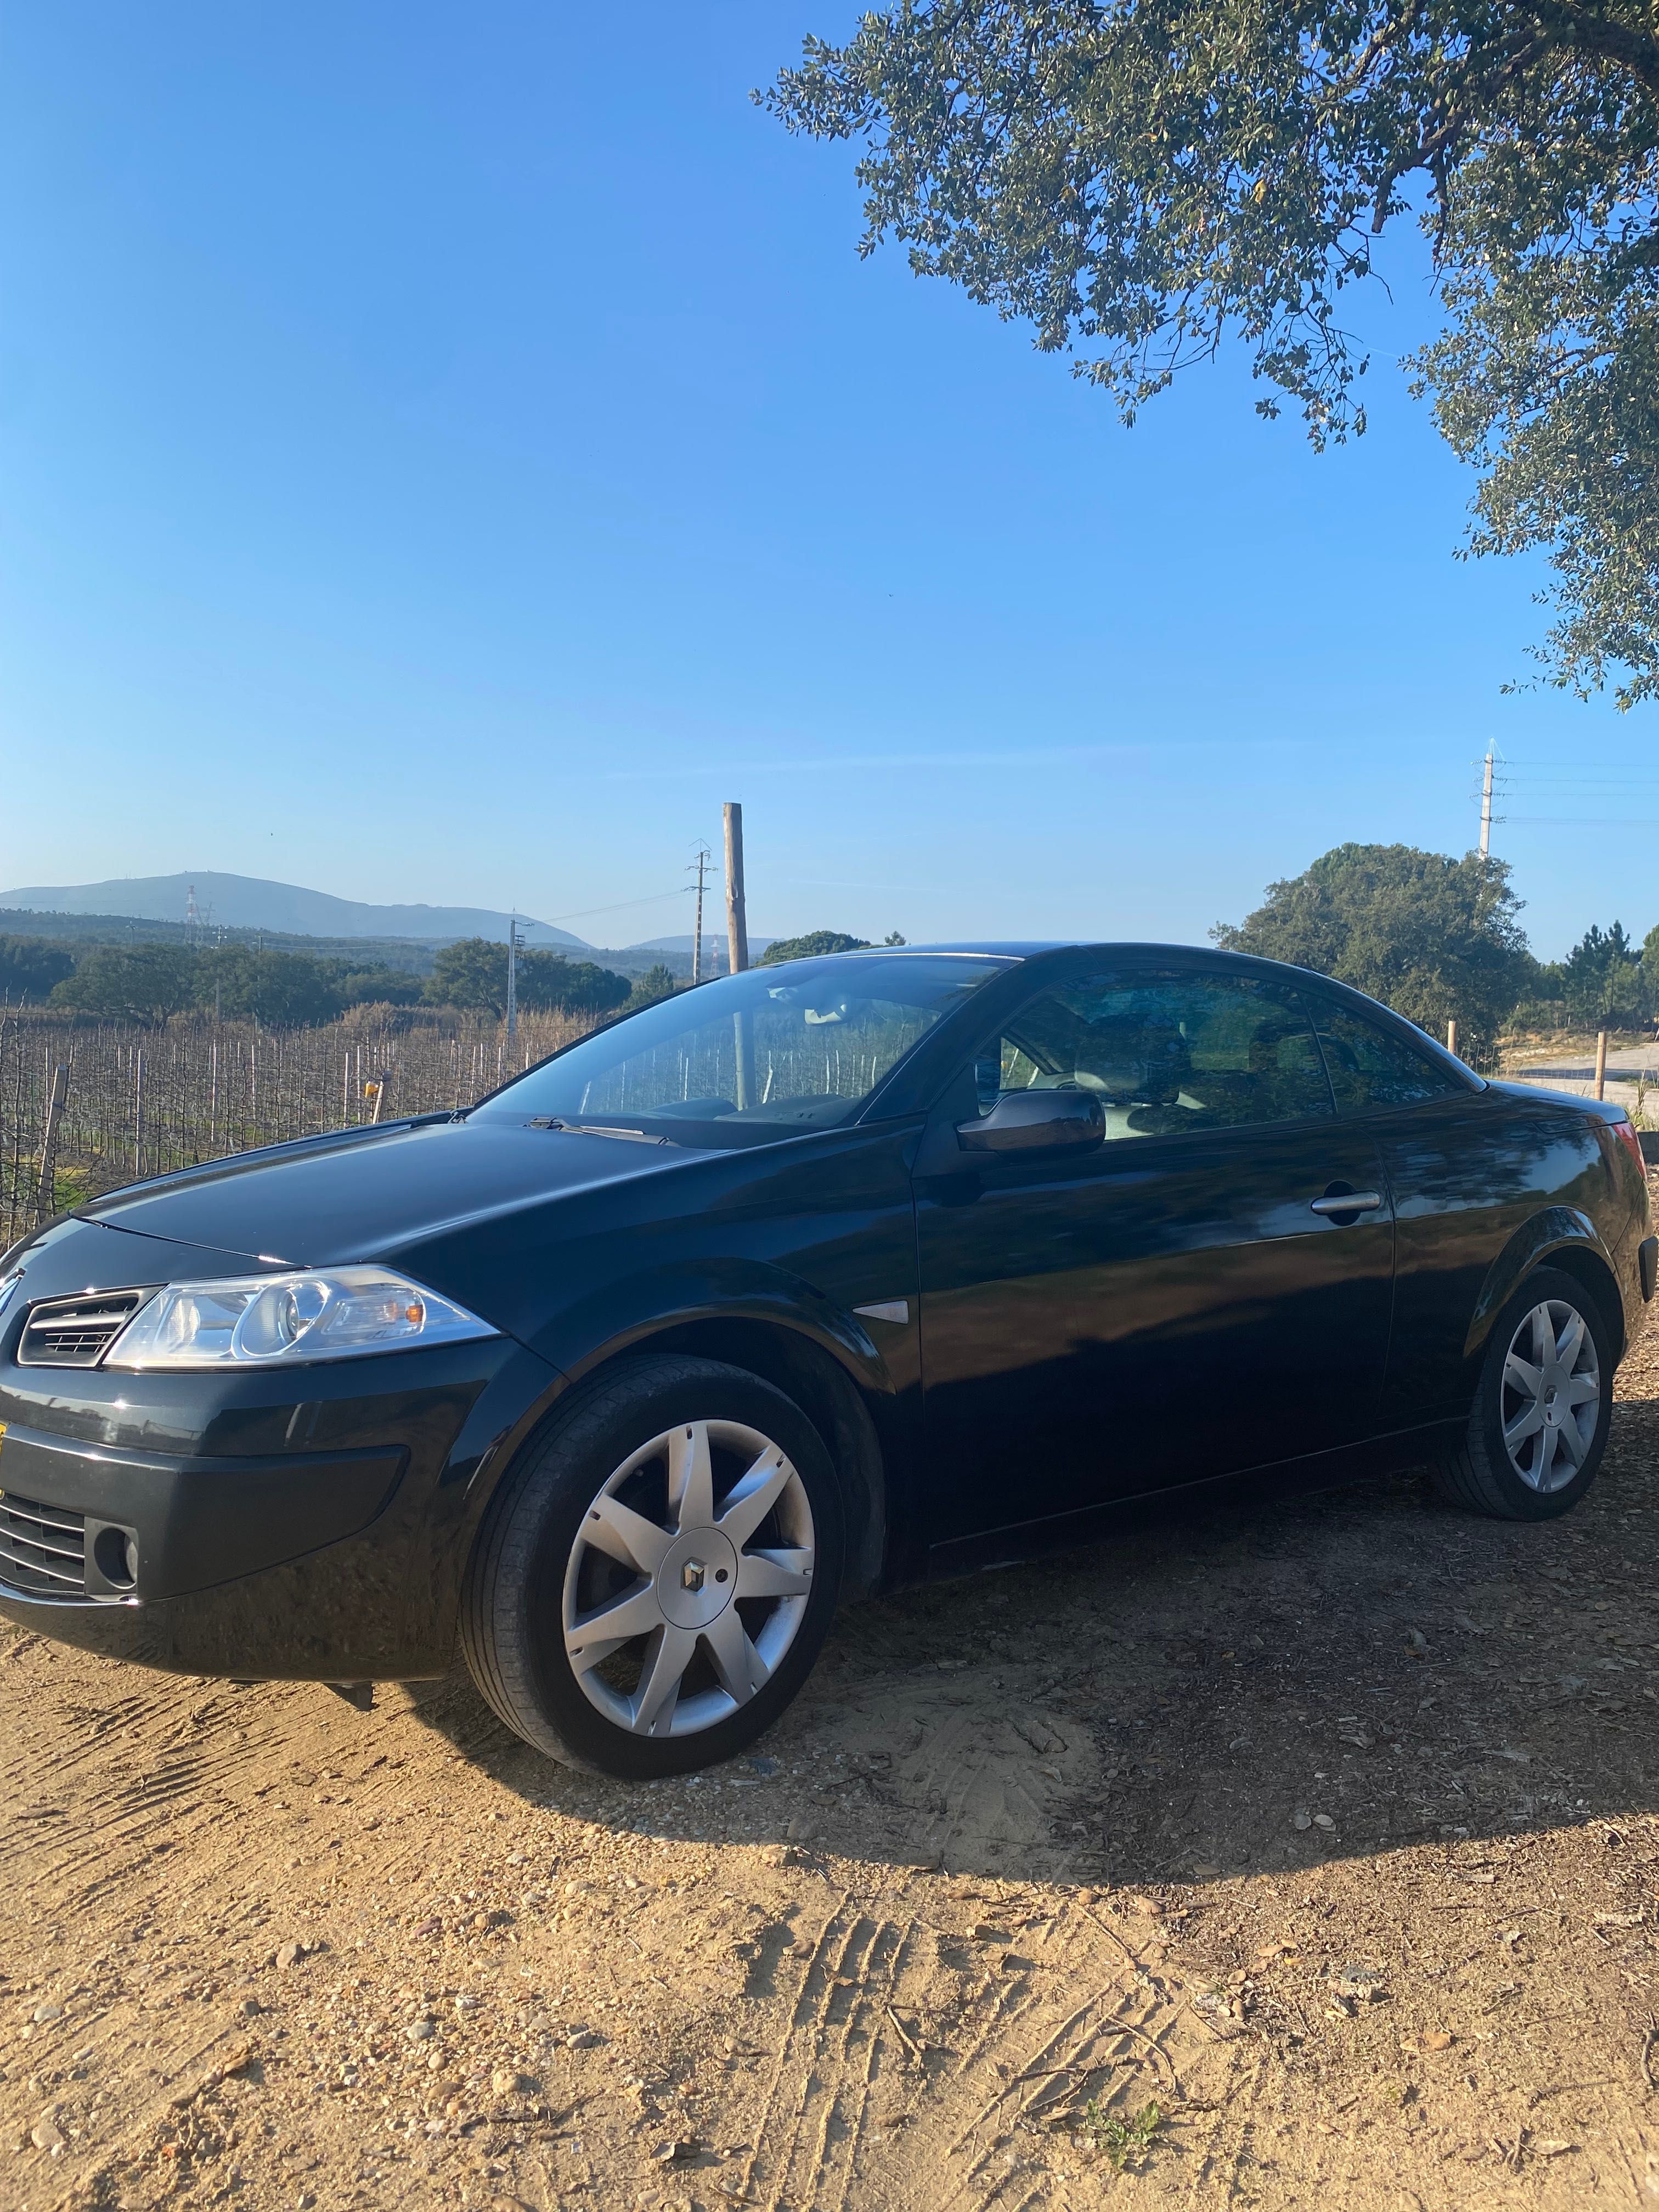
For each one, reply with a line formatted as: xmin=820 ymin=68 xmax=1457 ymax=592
xmin=561 ymin=1418 xmax=815 ymax=1737
xmin=1500 ymin=1297 xmax=1601 ymax=1493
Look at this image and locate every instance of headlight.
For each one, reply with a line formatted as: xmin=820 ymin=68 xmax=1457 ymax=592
xmin=105 ymin=1266 xmax=498 ymax=1370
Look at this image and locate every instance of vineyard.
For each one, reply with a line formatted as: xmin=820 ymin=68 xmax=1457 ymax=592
xmin=0 ymin=1003 xmax=591 ymax=1249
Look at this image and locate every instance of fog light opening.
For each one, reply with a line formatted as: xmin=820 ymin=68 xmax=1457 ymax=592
xmin=92 ymin=1525 xmax=138 ymax=1590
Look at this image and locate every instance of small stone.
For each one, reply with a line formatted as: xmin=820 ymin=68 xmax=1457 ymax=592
xmin=566 ymin=2027 xmax=603 ymax=2050
xmin=31 ymin=2004 xmax=64 ymax=2025
xmin=746 ymin=1756 xmax=781 ymax=1777
xmin=971 ymin=1925 xmax=1013 ymax=1945
xmin=785 ymin=1816 xmax=817 ymax=1843
xmin=492 ymin=2067 xmax=533 ymax=2098
xmin=454 ymin=1995 xmax=482 ymax=2016
xmin=652 ymin=2137 xmax=700 ymax=2163
xmin=1292 ymin=1809 xmax=1313 ymax=1832
xmin=275 ymin=1942 xmax=304 ymax=1970
xmin=413 ymin=1916 xmax=442 ymax=1938
xmin=31 ymin=2116 xmax=65 ymax=2152
xmin=1313 ymin=1814 xmax=1335 ymax=1831
xmin=1420 ymin=2029 xmax=1454 ymax=2052
xmin=1190 ymin=1862 xmax=1222 ymax=1879
xmin=906 ymin=1851 xmax=943 ymax=1873
xmin=406 ymin=2018 xmax=437 ymax=2043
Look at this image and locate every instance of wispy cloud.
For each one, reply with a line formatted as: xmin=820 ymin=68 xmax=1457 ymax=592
xmin=602 ymin=744 xmax=1152 ymax=782
xmin=592 ymin=735 xmax=1328 ymax=783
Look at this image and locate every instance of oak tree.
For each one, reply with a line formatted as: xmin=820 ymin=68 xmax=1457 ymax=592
xmin=1212 ymin=840 xmax=1534 ymax=1045
xmin=768 ymin=1 xmax=1659 ymax=702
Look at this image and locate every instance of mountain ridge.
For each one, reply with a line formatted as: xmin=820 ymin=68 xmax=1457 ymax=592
xmin=0 ymin=871 xmax=590 ymax=948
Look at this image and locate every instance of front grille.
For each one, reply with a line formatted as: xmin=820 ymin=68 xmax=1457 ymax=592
xmin=17 ymin=1290 xmax=150 ymax=1368
xmin=0 ymin=1492 xmax=87 ymax=1596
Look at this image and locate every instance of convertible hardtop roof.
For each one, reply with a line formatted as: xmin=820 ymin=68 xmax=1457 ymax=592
xmin=816 ymin=940 xmax=1265 ymax=961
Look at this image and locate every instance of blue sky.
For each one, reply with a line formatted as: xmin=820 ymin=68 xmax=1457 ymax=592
xmin=1 ymin=3 xmax=1650 ymax=960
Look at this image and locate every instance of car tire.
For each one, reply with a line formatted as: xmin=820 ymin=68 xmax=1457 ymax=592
xmin=460 ymin=1353 xmax=845 ymax=1778
xmin=1433 ymin=1266 xmax=1616 ymax=1520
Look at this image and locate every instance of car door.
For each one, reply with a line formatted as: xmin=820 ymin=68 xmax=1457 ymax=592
xmin=1298 ymin=991 xmax=1611 ymax=1426
xmin=914 ymin=960 xmax=1397 ymax=1544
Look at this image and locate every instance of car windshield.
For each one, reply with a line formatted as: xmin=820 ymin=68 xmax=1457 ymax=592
xmin=471 ymin=952 xmax=1010 ymax=1147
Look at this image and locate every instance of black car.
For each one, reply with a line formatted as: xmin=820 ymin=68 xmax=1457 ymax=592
xmin=0 ymin=945 xmax=1652 ymax=1778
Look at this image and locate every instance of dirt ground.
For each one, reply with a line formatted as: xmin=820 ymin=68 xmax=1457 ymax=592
xmin=7 ymin=1262 xmax=1659 ymax=2210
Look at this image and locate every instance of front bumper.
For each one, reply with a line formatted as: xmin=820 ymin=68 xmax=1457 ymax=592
xmin=0 ymin=1334 xmax=563 ymax=1680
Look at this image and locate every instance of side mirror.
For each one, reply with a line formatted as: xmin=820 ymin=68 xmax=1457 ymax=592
xmin=956 ymin=1087 xmax=1105 ymax=1155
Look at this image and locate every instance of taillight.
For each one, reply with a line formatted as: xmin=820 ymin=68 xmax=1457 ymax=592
xmin=1611 ymin=1118 xmax=1647 ymax=1181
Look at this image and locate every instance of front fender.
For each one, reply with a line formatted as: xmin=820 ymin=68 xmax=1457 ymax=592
xmin=1463 ymin=1206 xmax=1619 ymax=1363
xmin=540 ymin=1256 xmax=899 ymax=1403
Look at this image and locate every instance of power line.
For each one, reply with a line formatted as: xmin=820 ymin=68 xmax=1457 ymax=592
xmin=536 ymin=887 xmax=695 ymax=927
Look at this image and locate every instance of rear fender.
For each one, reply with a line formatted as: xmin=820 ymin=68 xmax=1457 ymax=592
xmin=1464 ymin=1207 xmax=1624 ymax=1365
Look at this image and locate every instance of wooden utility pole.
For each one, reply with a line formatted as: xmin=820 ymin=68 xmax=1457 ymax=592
xmin=723 ymin=803 xmax=749 ymax=974
xmin=723 ymin=802 xmax=755 ymax=1110
xmin=1446 ymin=1019 xmax=1459 ymax=1062
xmin=1595 ymin=1029 xmax=1609 ymax=1100
xmin=34 ymin=1063 xmax=67 ymax=1225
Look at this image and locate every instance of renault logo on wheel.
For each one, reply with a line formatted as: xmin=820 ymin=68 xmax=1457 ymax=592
xmin=681 ymin=1559 xmax=706 ymax=1593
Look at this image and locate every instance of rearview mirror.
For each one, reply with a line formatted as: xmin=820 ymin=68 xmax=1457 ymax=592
xmin=956 ymin=1088 xmax=1105 ymax=1155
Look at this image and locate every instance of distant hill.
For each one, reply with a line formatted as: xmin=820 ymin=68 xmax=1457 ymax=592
xmin=0 ymin=872 xmax=590 ymax=948
xmin=0 ymin=909 xmax=439 ymax=972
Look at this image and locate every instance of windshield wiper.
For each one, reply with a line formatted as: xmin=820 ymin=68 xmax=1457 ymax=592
xmin=524 ymin=1118 xmax=680 ymax=1147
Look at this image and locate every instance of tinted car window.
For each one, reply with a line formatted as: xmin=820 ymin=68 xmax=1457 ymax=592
xmin=472 ymin=953 xmax=1010 ymax=1148
xmin=1306 ymin=1000 xmax=1466 ymax=1110
xmin=971 ymin=970 xmax=1332 ymax=1139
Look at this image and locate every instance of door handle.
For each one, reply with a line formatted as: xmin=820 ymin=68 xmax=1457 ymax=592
xmin=1309 ymin=1190 xmax=1383 ymax=1217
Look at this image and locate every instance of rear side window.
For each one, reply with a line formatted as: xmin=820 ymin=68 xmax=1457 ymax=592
xmin=1306 ymin=1000 xmax=1466 ymax=1110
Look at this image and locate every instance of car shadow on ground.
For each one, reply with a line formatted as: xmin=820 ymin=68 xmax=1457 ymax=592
xmin=402 ymin=1373 xmax=1659 ymax=1888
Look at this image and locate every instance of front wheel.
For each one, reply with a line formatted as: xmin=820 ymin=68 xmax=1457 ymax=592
xmin=1434 ymin=1265 xmax=1615 ymax=1519
xmin=461 ymin=1355 xmax=844 ymax=1778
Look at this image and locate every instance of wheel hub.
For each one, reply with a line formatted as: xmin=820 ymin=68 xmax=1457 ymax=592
xmin=657 ymin=1528 xmax=738 ymax=1629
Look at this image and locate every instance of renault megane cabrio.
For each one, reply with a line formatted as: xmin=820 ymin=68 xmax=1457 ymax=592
xmin=0 ymin=945 xmax=1651 ymax=1778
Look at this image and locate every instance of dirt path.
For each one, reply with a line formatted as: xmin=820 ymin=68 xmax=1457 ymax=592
xmin=6 ymin=1286 xmax=1659 ymax=2210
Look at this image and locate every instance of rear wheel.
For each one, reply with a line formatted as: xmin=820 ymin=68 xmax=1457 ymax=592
xmin=461 ymin=1355 xmax=844 ymax=1777
xmin=1434 ymin=1266 xmax=1614 ymax=1519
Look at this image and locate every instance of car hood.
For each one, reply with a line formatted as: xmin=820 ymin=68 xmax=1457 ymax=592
xmin=74 ymin=1116 xmax=706 ymax=1271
